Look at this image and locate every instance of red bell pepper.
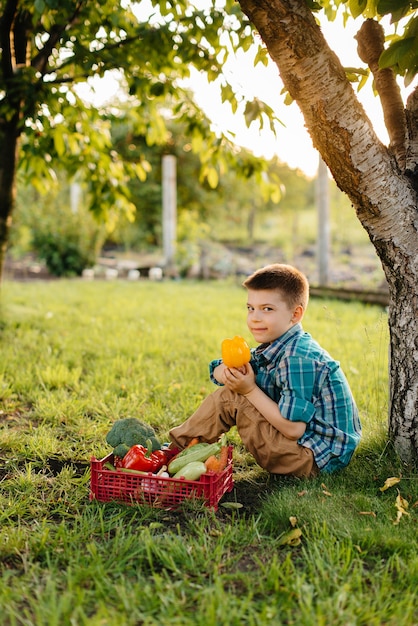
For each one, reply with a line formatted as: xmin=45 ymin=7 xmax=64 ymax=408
xmin=121 ymin=445 xmax=167 ymax=473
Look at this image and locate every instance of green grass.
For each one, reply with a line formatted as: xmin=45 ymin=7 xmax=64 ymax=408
xmin=0 ymin=279 xmax=417 ymax=626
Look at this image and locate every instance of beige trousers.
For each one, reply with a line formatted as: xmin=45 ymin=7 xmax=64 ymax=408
xmin=169 ymin=386 xmax=318 ymax=478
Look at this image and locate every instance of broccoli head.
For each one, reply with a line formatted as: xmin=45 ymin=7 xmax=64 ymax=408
xmin=112 ymin=443 xmax=131 ymax=459
xmin=106 ymin=417 xmax=161 ymax=457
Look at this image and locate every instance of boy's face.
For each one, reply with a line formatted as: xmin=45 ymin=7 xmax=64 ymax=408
xmin=246 ymin=289 xmax=302 ymax=344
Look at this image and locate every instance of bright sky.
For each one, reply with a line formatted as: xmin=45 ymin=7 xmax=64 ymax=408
xmin=78 ymin=7 xmax=416 ymax=178
xmin=189 ymin=15 xmax=413 ymax=178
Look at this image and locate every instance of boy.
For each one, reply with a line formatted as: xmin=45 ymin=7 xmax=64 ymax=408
xmin=170 ymin=264 xmax=361 ymax=477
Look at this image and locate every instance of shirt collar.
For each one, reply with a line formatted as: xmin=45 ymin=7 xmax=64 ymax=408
xmin=255 ymin=323 xmax=303 ymax=362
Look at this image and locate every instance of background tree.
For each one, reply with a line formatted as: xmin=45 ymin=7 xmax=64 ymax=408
xmin=0 ymin=0 xmax=278 ymax=281
xmin=11 ymin=170 xmax=105 ymax=276
xmin=235 ymin=0 xmax=418 ymax=465
xmin=84 ymin=112 xmax=313 ymax=261
xmin=109 ymin=112 xmax=223 ymax=250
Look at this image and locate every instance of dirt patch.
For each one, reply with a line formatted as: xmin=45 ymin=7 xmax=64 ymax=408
xmin=0 ymin=406 xmax=37 ymax=427
xmin=219 ymin=476 xmax=274 ymax=513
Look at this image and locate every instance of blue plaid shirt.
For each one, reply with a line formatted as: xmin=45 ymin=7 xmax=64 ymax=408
xmin=210 ymin=323 xmax=361 ymax=472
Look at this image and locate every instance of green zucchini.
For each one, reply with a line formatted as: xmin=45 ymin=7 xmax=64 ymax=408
xmin=173 ymin=461 xmax=207 ymax=480
xmin=168 ymin=441 xmax=221 ymax=475
xmin=174 ymin=442 xmax=210 ymax=459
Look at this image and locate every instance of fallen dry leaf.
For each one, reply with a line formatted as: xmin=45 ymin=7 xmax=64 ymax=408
xmin=359 ymin=511 xmax=377 ymax=517
xmin=393 ymin=491 xmax=410 ymax=525
xmin=379 ymin=477 xmax=401 ymax=492
xmin=289 ymin=516 xmax=298 ymax=527
xmin=220 ymin=502 xmax=243 ymax=510
xmin=297 ymin=490 xmax=308 ymax=497
xmin=320 ymin=483 xmax=332 ymax=496
xmin=395 ymin=492 xmax=409 ymax=513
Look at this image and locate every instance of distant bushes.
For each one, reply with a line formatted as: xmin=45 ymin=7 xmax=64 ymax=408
xmin=32 ymin=205 xmax=105 ymax=277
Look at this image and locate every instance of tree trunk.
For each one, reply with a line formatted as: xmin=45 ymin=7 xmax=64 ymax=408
xmin=0 ymin=121 xmax=20 ymax=285
xmin=0 ymin=2 xmax=27 ymax=286
xmin=238 ymin=0 xmax=418 ymax=466
xmin=386 ymin=275 xmax=418 ymax=463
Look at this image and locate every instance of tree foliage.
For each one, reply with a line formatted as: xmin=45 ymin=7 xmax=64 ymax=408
xmin=109 ymin=110 xmax=301 ymax=251
xmin=0 ymin=0 xmax=281 ymax=280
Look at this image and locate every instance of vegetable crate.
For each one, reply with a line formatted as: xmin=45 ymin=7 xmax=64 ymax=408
xmin=90 ymin=446 xmax=234 ymax=511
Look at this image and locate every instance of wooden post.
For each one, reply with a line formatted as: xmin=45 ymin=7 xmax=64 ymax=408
xmin=70 ymin=181 xmax=82 ymax=214
xmin=316 ymin=155 xmax=330 ymax=285
xmin=162 ymin=155 xmax=177 ymax=274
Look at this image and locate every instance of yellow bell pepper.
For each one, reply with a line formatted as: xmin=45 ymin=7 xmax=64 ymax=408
xmin=221 ymin=335 xmax=251 ymax=368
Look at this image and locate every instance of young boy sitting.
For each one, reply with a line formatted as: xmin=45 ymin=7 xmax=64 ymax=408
xmin=170 ymin=264 xmax=361 ymax=477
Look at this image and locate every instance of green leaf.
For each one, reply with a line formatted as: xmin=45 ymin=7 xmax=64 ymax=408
xmin=34 ymin=0 xmax=46 ymax=13
xmin=244 ymin=99 xmax=261 ymax=126
xmin=206 ymin=167 xmax=219 ymax=189
xmin=379 ymin=37 xmax=415 ymax=71
xmin=348 ymin=0 xmax=368 ymax=19
xmin=221 ymin=84 xmax=238 ymax=113
xmin=270 ymin=185 xmax=282 ymax=204
xmin=377 ymin=0 xmax=411 ymax=18
xmin=254 ymin=45 xmax=269 ymax=68
xmin=357 ymin=72 xmax=370 ymax=91
xmin=305 ymin=0 xmax=323 ymax=10
xmin=284 ymin=91 xmax=294 ymax=105
xmin=278 ymin=528 xmax=303 ymax=547
xmin=344 ymin=66 xmax=369 ymax=84
xmin=53 ymin=127 xmax=66 ymax=157
xmin=404 ymin=65 xmax=417 ymax=87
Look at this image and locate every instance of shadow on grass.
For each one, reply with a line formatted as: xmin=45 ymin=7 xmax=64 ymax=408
xmin=0 ymin=436 xmax=415 ymax=521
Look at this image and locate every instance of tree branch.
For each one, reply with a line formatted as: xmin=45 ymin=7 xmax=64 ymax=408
xmin=12 ymin=8 xmax=31 ymax=67
xmin=31 ymin=0 xmax=85 ymax=74
xmin=355 ymin=19 xmax=407 ymax=170
xmin=0 ymin=0 xmax=18 ymax=80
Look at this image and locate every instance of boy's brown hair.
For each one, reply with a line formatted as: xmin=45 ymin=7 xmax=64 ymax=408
xmin=242 ymin=264 xmax=309 ymax=311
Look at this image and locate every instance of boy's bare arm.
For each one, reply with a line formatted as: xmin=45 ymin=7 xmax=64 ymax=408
xmin=243 ymin=386 xmax=306 ymax=440
xmin=223 ymin=363 xmax=306 ymax=441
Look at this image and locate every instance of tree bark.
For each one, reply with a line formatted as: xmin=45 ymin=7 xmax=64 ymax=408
xmin=238 ymin=0 xmax=418 ymax=465
xmin=0 ymin=123 xmax=20 ymax=285
xmin=0 ymin=0 xmax=26 ymax=284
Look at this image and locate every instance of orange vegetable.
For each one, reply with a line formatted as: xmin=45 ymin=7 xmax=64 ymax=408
xmin=186 ymin=437 xmax=200 ymax=448
xmin=205 ymin=455 xmax=220 ymax=472
xmin=204 ymin=446 xmax=229 ymax=473
xmin=221 ymin=335 xmax=251 ymax=368
xmin=218 ymin=445 xmax=229 ymax=471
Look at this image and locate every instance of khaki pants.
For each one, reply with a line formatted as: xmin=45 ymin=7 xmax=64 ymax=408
xmin=169 ymin=386 xmax=318 ymax=478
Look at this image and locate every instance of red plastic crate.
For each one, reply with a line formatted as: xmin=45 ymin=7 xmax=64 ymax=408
xmin=90 ymin=446 xmax=234 ymax=511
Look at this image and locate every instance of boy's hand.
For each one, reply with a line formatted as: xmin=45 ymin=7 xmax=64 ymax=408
xmin=223 ymin=362 xmax=256 ymax=395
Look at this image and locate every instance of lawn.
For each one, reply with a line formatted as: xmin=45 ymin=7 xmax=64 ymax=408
xmin=0 ymin=279 xmax=417 ymax=626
